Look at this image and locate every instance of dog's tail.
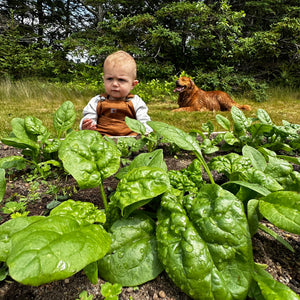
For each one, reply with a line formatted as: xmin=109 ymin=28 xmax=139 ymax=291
xmin=236 ymin=104 xmax=251 ymax=111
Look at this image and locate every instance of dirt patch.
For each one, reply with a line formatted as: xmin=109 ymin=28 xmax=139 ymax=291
xmin=0 ymin=144 xmax=299 ymax=300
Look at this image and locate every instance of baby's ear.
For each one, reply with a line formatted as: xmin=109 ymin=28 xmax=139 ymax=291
xmin=133 ymin=80 xmax=139 ymax=87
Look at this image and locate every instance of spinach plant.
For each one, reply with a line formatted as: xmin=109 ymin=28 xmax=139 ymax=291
xmin=1 ymin=119 xmax=299 ymax=300
xmin=157 ymin=185 xmax=254 ymax=299
xmin=58 ymin=130 xmax=169 ymax=286
xmin=58 ymin=130 xmax=121 ymax=210
xmin=0 ymin=200 xmax=110 ymax=286
xmin=60 ymin=122 xmax=300 ymax=299
xmin=100 ymin=282 xmax=122 ymax=300
xmin=0 ymin=168 xmax=6 ymax=202
xmin=77 ymin=290 xmax=94 ymax=300
xmin=125 ymin=117 xmax=162 ymax=153
xmin=168 ymin=159 xmax=204 ymax=194
xmin=209 ymin=145 xmax=300 ymax=250
xmin=215 ymin=107 xmax=300 ymax=153
xmin=189 ymin=120 xmax=223 ymax=155
xmin=148 ymin=120 xmax=215 ymax=184
xmin=0 ymin=101 xmax=76 ymax=178
xmin=104 ymin=136 xmax=139 ymax=166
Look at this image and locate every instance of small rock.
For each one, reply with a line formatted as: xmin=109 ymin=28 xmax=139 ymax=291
xmin=64 ymin=279 xmax=70 ymax=284
xmin=126 ymin=287 xmax=133 ymax=293
xmin=153 ymin=293 xmax=159 ymax=300
xmin=158 ymin=290 xmax=166 ymax=298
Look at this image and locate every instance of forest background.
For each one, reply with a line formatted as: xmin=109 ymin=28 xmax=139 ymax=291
xmin=0 ymin=0 xmax=299 ymax=137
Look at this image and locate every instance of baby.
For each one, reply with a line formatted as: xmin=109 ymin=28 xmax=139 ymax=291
xmin=79 ymin=50 xmax=152 ymax=136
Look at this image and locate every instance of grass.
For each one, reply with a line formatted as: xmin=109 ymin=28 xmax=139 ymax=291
xmin=0 ymin=79 xmax=299 ymax=139
xmin=0 ymin=80 xmax=95 ymax=139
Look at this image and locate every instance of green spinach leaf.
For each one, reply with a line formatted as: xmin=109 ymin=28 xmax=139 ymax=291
xmin=157 ymin=185 xmax=253 ymax=300
xmin=6 ymin=215 xmax=111 ymax=286
xmin=59 ymin=130 xmax=121 ymax=189
xmin=259 ymin=191 xmax=300 ymax=234
xmin=98 ymin=213 xmax=163 ymax=286
xmin=112 ymin=166 xmax=169 ymax=217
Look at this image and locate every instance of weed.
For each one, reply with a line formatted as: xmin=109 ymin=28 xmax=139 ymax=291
xmin=76 ymin=290 xmax=93 ymax=300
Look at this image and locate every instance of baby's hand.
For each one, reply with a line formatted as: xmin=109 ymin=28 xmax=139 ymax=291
xmin=82 ymin=119 xmax=97 ymax=131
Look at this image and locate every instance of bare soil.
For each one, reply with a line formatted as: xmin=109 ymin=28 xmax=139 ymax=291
xmin=0 ymin=144 xmax=299 ymax=300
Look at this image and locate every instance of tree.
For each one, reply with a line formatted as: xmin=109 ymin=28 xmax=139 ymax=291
xmin=0 ymin=16 xmax=55 ymax=79
xmin=0 ymin=0 xmax=299 ymax=86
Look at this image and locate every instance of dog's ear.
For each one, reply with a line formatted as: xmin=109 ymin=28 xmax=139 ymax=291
xmin=189 ymin=78 xmax=194 ymax=88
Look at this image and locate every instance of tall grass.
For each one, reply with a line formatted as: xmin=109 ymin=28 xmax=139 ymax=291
xmin=0 ymin=80 xmax=299 ymax=139
xmin=0 ymin=79 xmax=97 ymax=139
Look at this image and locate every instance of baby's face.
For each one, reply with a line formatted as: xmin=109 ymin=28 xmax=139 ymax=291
xmin=103 ymin=62 xmax=138 ymax=100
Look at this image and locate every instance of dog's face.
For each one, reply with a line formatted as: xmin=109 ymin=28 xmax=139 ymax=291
xmin=173 ymin=76 xmax=194 ymax=93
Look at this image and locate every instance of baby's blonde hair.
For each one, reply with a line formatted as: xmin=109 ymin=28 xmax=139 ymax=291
xmin=104 ymin=51 xmax=137 ymax=79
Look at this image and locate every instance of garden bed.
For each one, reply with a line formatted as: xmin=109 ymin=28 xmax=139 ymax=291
xmin=0 ymin=144 xmax=299 ymax=300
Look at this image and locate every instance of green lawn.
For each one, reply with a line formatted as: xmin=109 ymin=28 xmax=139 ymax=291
xmin=0 ymin=80 xmax=299 ymax=139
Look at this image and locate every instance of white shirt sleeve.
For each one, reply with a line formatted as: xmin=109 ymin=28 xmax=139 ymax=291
xmin=79 ymin=95 xmax=102 ymax=130
xmin=131 ymin=95 xmax=153 ymax=134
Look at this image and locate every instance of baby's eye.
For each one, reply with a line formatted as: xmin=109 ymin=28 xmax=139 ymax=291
xmin=119 ymin=79 xmax=127 ymax=82
xmin=106 ymin=77 xmax=113 ymax=81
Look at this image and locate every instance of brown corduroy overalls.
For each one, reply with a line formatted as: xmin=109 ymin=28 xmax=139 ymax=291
xmin=96 ymin=94 xmax=137 ymax=136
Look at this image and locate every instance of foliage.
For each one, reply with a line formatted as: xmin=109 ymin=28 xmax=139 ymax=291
xmin=1 ymin=201 xmax=29 ymax=218
xmin=0 ymin=16 xmax=56 ymax=80
xmin=193 ymin=66 xmax=268 ymax=102
xmin=157 ymin=185 xmax=253 ymax=299
xmin=0 ymin=200 xmax=110 ymax=286
xmin=209 ymin=145 xmax=300 ymax=245
xmin=148 ymin=120 xmax=215 ymax=184
xmin=76 ymin=290 xmax=94 ymax=300
xmin=125 ymin=117 xmax=162 ymax=152
xmin=213 ymin=106 xmax=300 ymax=153
xmin=0 ymin=110 xmax=299 ymax=299
xmin=168 ymin=159 xmax=204 ymax=194
xmin=250 ymin=263 xmax=300 ymax=300
xmin=98 ymin=213 xmax=163 ymax=286
xmin=133 ymin=78 xmax=176 ymax=103
xmin=104 ymin=117 xmax=164 ymax=163
xmin=100 ymin=282 xmax=122 ymax=300
xmin=0 ymin=1 xmax=299 ymax=87
xmin=58 ymin=130 xmax=121 ymax=210
xmin=0 ymin=101 xmax=76 ymax=178
xmin=0 ymin=169 xmax=5 ymax=202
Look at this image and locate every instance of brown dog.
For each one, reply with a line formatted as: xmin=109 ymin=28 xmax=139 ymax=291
xmin=172 ymin=76 xmax=251 ymax=112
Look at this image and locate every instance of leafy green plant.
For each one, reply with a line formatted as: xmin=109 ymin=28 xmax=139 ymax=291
xmin=59 ymin=121 xmax=299 ymax=299
xmin=0 ymin=200 xmax=110 ymax=286
xmin=57 ymin=130 xmax=169 ymax=287
xmin=76 ymin=290 xmax=93 ymax=300
xmin=148 ymin=120 xmax=215 ymax=184
xmin=58 ymin=130 xmax=121 ymax=210
xmin=98 ymin=212 xmax=164 ymax=286
xmin=1 ymin=201 xmax=29 ymax=218
xmin=100 ymin=282 xmax=122 ymax=300
xmin=0 ymin=168 xmax=6 ymax=202
xmin=0 ymin=262 xmax=8 ymax=281
xmin=125 ymin=117 xmax=163 ymax=153
xmin=189 ymin=120 xmax=223 ymax=155
xmin=157 ymin=185 xmax=254 ymax=299
xmin=209 ymin=145 xmax=300 ymax=250
xmin=168 ymin=159 xmax=204 ymax=194
xmin=0 ymin=119 xmax=299 ymax=300
xmin=215 ymin=106 xmax=300 ymax=153
xmin=105 ymin=136 xmax=139 ymax=163
xmin=0 ymin=101 xmax=76 ymax=178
